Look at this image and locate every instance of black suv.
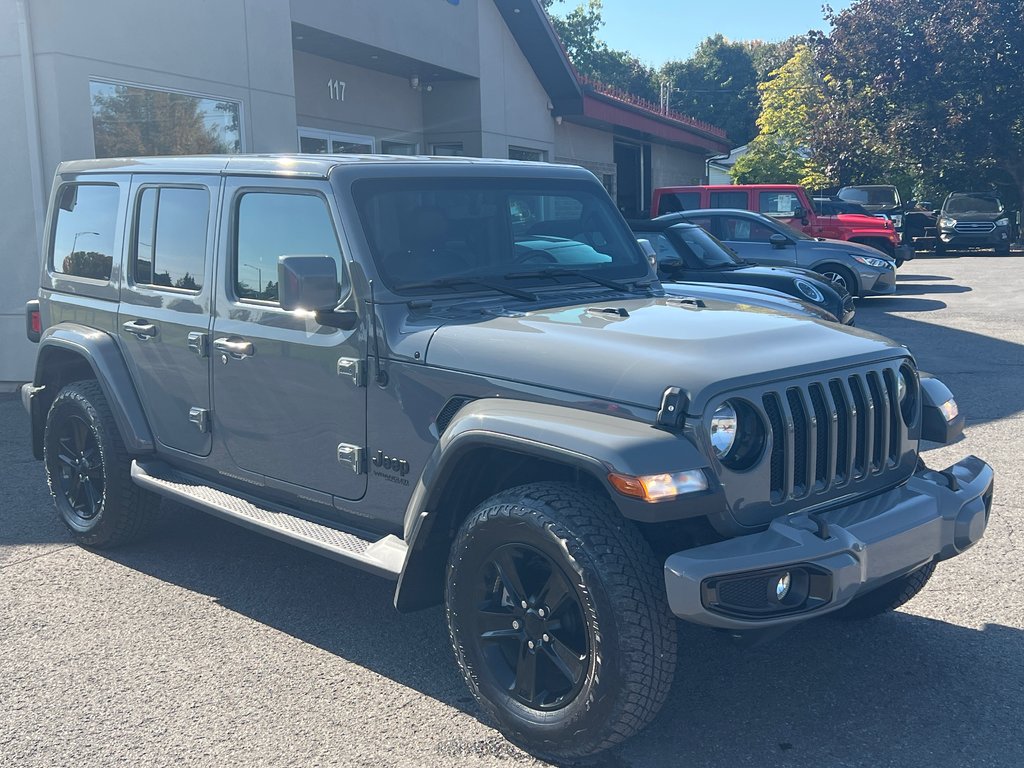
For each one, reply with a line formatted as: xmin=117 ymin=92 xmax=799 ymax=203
xmin=23 ymin=155 xmax=993 ymax=761
xmin=937 ymin=192 xmax=1014 ymax=255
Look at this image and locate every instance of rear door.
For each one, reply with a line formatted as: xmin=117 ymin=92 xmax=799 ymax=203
xmin=209 ymin=178 xmax=368 ymax=502
xmin=117 ymin=175 xmax=218 ymax=456
xmin=711 ymin=213 xmax=797 ymax=267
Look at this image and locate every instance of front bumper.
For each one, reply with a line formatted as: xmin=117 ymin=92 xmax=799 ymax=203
xmin=862 ymin=267 xmax=896 ymax=295
xmin=664 ymin=455 xmax=993 ymax=630
xmin=940 ymin=229 xmax=1010 ymax=249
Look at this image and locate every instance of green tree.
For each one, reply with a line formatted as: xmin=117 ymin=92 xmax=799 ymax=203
xmin=819 ymin=0 xmax=1024 ymax=206
xmin=660 ymin=35 xmax=760 ymax=144
xmin=731 ymin=46 xmax=831 ymax=189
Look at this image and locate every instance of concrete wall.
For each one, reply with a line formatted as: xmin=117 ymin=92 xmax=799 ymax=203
xmin=0 ymin=0 xmax=299 ymax=384
xmin=651 ymin=143 xmax=706 ymax=189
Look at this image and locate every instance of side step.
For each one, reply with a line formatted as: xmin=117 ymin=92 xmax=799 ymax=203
xmin=131 ymin=460 xmax=406 ymax=579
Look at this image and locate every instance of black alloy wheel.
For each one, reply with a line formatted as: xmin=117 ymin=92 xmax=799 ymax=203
xmin=470 ymin=543 xmax=589 ymax=711
xmin=44 ymin=380 xmax=159 ymax=547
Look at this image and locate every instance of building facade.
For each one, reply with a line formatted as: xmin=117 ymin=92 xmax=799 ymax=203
xmin=1 ymin=0 xmax=728 ymax=386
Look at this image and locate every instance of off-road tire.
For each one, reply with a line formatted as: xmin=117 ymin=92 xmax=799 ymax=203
xmin=833 ymin=561 xmax=937 ymax=620
xmin=445 ymin=482 xmax=677 ymax=761
xmin=996 ymin=245 xmax=1011 ymax=256
xmin=43 ymin=380 xmax=159 ymax=547
xmin=815 ymin=264 xmax=860 ymax=298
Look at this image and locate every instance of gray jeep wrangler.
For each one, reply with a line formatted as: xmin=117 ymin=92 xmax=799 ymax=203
xmin=23 ymin=155 xmax=993 ymax=761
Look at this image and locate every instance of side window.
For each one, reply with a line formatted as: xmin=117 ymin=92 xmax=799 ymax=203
xmin=685 ymin=215 xmax=716 ymax=236
xmin=719 ymin=216 xmax=778 ymax=243
xmin=657 ymin=191 xmax=700 ymax=216
xmin=51 ymin=183 xmax=120 ymax=280
xmin=759 ymin=191 xmax=801 ymax=217
xmin=133 ymin=187 xmax=209 ymax=291
xmin=709 ymin=191 xmax=748 ymax=210
xmin=235 ymin=192 xmax=343 ymax=304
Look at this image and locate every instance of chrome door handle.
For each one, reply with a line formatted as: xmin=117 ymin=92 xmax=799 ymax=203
xmin=213 ymin=336 xmax=254 ymax=360
xmin=123 ymin=320 xmax=158 ymax=340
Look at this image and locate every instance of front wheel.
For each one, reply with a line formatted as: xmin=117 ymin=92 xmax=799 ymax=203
xmin=445 ymin=482 xmax=677 ymax=761
xmin=43 ymin=380 xmax=159 ymax=547
xmin=815 ymin=264 xmax=860 ymax=298
xmin=832 ymin=561 xmax=936 ymax=620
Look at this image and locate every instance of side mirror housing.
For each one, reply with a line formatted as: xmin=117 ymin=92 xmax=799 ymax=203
xmin=278 ymin=255 xmax=341 ymax=311
xmin=794 ymin=205 xmax=810 ymax=225
xmin=636 ymin=238 xmax=658 ymax=269
xmin=658 ymin=256 xmax=685 ymax=275
xmin=769 ymin=233 xmax=790 ymax=249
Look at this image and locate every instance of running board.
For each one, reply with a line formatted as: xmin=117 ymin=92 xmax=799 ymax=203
xmin=131 ymin=460 xmax=405 ymax=579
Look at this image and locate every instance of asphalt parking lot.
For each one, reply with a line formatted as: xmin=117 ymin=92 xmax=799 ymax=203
xmin=2 ymin=251 xmax=1022 ymax=768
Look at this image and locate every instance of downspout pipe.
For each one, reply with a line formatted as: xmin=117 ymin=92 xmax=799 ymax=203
xmin=16 ymin=0 xmax=47 ymax=252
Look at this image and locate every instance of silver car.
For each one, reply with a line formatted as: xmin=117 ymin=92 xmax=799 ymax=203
xmin=668 ymin=209 xmax=897 ymax=297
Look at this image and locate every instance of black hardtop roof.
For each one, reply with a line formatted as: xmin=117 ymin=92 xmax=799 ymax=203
xmin=57 ymin=153 xmax=593 ymax=181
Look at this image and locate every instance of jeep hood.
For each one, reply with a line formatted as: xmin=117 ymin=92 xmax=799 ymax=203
xmin=424 ymin=298 xmax=904 ymax=413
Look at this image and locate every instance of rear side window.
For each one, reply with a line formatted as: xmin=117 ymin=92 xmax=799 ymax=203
xmin=657 ymin=191 xmax=701 ymax=215
xmin=133 ymin=187 xmax=209 ymax=291
xmin=709 ymin=191 xmax=748 ymax=210
xmin=235 ymin=192 xmax=343 ymax=304
xmin=51 ymin=183 xmax=120 ymax=280
xmin=759 ymin=191 xmax=801 ymax=217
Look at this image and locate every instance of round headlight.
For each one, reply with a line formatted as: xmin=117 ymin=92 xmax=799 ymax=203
xmin=710 ymin=402 xmax=738 ymax=458
xmin=897 ymin=369 xmax=908 ymax=402
xmin=794 ymin=278 xmax=825 ymax=303
xmin=898 ymin=365 xmax=919 ymax=425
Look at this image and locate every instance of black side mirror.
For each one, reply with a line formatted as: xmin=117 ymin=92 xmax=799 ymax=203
xmin=769 ymin=233 xmax=790 ymax=249
xmin=659 ymin=256 xmax=685 ymax=274
xmin=794 ymin=205 xmax=809 ymax=225
xmin=278 ymin=254 xmax=357 ymax=329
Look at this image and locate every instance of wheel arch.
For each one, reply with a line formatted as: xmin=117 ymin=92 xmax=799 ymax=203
xmin=31 ymin=323 xmax=154 ymax=459
xmin=393 ymin=398 xmax=711 ymax=612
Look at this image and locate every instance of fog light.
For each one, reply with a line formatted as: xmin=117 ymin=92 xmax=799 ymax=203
xmin=775 ymin=572 xmax=791 ymax=601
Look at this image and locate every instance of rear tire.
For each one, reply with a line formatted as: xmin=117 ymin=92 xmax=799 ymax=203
xmin=43 ymin=380 xmax=159 ymax=548
xmin=445 ymin=482 xmax=677 ymax=761
xmin=832 ymin=561 xmax=936 ymax=620
xmin=815 ymin=264 xmax=860 ymax=298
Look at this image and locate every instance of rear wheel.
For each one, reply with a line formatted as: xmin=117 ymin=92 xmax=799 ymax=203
xmin=833 ymin=561 xmax=936 ymax=620
xmin=815 ymin=264 xmax=859 ymax=298
xmin=445 ymin=482 xmax=677 ymax=761
xmin=43 ymin=380 xmax=159 ymax=547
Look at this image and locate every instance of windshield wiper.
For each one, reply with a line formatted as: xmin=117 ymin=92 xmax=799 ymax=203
xmin=503 ymin=267 xmax=641 ymax=294
xmin=400 ymin=276 xmax=537 ymax=301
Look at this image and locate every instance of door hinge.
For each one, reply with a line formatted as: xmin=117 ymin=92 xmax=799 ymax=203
xmin=188 ymin=407 xmax=210 ymax=433
xmin=337 ymin=357 xmax=366 ymax=387
xmin=337 ymin=443 xmax=365 ymax=474
xmin=187 ymin=332 xmax=209 ymax=358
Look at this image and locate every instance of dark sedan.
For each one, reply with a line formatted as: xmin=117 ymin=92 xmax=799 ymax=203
xmin=629 ymin=218 xmax=855 ymax=325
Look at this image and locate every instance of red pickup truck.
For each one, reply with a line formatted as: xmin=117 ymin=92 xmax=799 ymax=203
xmin=652 ymin=184 xmax=913 ymax=265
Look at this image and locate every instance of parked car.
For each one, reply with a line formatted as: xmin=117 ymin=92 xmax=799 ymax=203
xmin=662 ymin=210 xmax=897 ymax=297
xmin=937 ymin=192 xmax=1014 ymax=255
xmin=651 ymin=183 xmax=913 ymax=265
xmin=661 ymin=280 xmax=844 ymax=323
xmin=23 ymin=155 xmax=992 ymax=762
xmin=630 ymin=218 xmax=855 ymax=324
xmin=837 ymin=185 xmax=938 ymax=250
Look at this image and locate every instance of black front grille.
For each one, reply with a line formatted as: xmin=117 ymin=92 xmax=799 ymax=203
xmin=954 ymin=221 xmax=995 ymax=234
xmin=763 ymin=366 xmax=904 ymax=503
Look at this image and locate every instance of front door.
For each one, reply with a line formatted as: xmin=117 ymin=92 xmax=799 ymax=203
xmin=118 ymin=175 xmax=218 ymax=456
xmin=711 ymin=213 xmax=797 ymax=267
xmin=210 ymin=179 xmax=367 ymax=501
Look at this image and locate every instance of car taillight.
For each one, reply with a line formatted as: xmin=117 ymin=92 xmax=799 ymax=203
xmin=31 ymin=310 xmax=41 ymax=334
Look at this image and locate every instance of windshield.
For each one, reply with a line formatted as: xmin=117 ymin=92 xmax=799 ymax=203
xmin=353 ymin=178 xmax=647 ymax=293
xmin=838 ymin=186 xmax=899 ymax=207
xmin=668 ymin=226 xmax=743 ymax=268
xmin=943 ymin=195 xmax=1003 ymax=214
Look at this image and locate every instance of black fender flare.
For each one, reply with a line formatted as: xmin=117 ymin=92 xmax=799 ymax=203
xmin=393 ymin=398 xmax=714 ymax=611
xmin=31 ymin=323 xmax=155 ymax=456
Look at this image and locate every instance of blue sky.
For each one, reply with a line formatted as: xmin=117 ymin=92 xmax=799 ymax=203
xmin=546 ymin=0 xmax=856 ymax=67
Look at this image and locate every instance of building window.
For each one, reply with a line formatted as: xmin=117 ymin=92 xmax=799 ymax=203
xmin=51 ymin=183 xmax=120 ymax=281
xmin=90 ymin=80 xmax=241 ymax=158
xmin=133 ymin=187 xmax=209 ymax=291
xmin=298 ymin=128 xmax=374 ymax=154
xmin=431 ymin=143 xmax=465 ymax=157
xmin=508 ymin=146 xmax=547 ymax=162
xmin=382 ymin=140 xmax=418 ymax=155
xmin=234 ymin=192 xmax=343 ymax=304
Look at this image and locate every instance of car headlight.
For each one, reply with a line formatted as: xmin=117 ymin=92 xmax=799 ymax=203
xmin=940 ymin=216 xmax=957 ymax=228
xmin=710 ymin=402 xmax=738 ymax=459
xmin=851 ymin=255 xmax=894 ymax=269
xmin=898 ymin=364 xmax=919 ymax=424
xmin=794 ymin=278 xmax=825 ymax=303
xmin=996 ymin=217 xmax=1010 ymax=227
